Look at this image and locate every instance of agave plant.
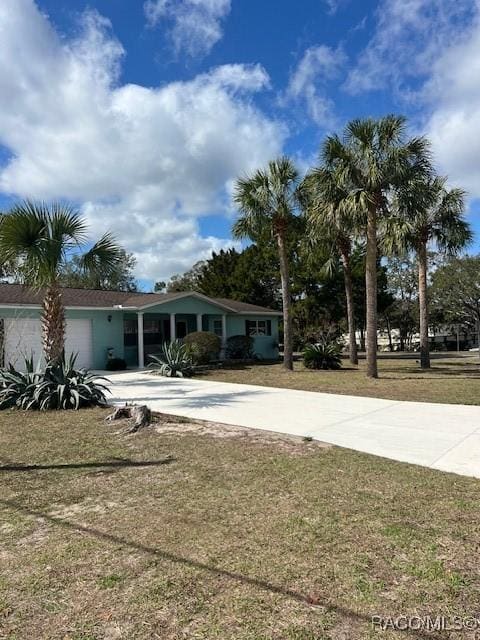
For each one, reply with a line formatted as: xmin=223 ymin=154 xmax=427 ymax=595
xmin=0 ymin=357 xmax=42 ymax=410
xmin=0 ymin=353 xmax=110 ymax=410
xmin=34 ymin=353 xmax=110 ymax=410
xmin=303 ymin=341 xmax=342 ymax=370
xmin=148 ymin=340 xmax=193 ymax=378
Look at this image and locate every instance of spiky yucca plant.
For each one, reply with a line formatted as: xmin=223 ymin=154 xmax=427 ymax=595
xmin=0 ymin=354 xmax=109 ymax=410
xmin=148 ymin=340 xmax=194 ymax=378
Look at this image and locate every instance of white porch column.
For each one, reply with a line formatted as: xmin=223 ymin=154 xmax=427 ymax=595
xmin=196 ymin=313 xmax=203 ymax=332
xmin=221 ymin=313 xmax=227 ymax=358
xmin=170 ymin=313 xmax=176 ymax=341
xmin=137 ymin=312 xmax=144 ymax=368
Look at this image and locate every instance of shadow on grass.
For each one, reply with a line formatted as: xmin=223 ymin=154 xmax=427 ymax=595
xmin=379 ymin=366 xmax=480 ymax=379
xmin=0 ymin=457 xmax=174 ymax=473
xmin=0 ymin=497 xmax=447 ymax=640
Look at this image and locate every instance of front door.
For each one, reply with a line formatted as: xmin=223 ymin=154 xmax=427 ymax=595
xmin=176 ymin=320 xmax=188 ymax=339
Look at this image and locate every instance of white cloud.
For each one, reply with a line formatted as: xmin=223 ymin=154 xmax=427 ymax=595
xmin=345 ymin=0 xmax=475 ymax=95
xmin=322 ymin=0 xmax=347 ymax=15
xmin=144 ymin=0 xmax=231 ymax=58
xmin=344 ymin=0 xmax=480 ymax=198
xmin=0 ymin=0 xmax=285 ymax=281
xmin=286 ymin=45 xmax=345 ymax=127
xmin=425 ymin=8 xmax=480 ymax=196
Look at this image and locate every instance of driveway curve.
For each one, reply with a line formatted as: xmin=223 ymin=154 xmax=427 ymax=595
xmin=105 ymin=370 xmax=480 ymax=479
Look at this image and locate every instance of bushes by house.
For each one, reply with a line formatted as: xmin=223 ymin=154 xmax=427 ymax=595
xmin=226 ymin=335 xmax=255 ymax=360
xmin=183 ymin=331 xmax=221 ymax=364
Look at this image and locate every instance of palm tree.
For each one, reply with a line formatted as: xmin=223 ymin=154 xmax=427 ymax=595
xmin=388 ymin=176 xmax=471 ymax=368
xmin=233 ymin=157 xmax=300 ymax=370
xmin=302 ymin=166 xmax=359 ymax=365
xmin=322 ymin=116 xmax=431 ymax=377
xmin=0 ymin=201 xmax=122 ymax=364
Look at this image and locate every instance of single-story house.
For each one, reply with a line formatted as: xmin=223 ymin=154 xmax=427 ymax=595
xmin=0 ymin=284 xmax=281 ymax=369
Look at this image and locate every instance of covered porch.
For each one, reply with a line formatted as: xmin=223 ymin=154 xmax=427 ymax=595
xmin=123 ymin=311 xmax=227 ymax=367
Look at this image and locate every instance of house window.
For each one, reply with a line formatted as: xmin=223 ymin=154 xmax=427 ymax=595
xmin=124 ymin=319 xmax=137 ymax=334
xmin=246 ymin=319 xmax=271 ymax=337
xmin=213 ymin=319 xmax=223 ymax=337
xmin=144 ymin=319 xmax=161 ymax=334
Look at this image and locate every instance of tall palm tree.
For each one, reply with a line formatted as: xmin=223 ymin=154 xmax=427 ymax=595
xmin=388 ymin=176 xmax=471 ymax=368
xmin=302 ymin=166 xmax=359 ymax=365
xmin=322 ymin=116 xmax=431 ymax=377
xmin=233 ymin=157 xmax=300 ymax=370
xmin=0 ymin=201 xmax=122 ymax=364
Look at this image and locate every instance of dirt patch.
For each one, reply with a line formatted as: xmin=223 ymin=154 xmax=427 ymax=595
xmin=150 ymin=412 xmax=332 ymax=455
xmin=48 ymin=499 xmax=120 ymax=520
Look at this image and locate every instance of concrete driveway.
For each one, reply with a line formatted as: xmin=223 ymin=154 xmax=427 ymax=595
xmin=105 ymin=370 xmax=480 ymax=479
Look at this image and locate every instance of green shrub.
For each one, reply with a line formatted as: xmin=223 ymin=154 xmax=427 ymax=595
xmin=105 ymin=357 xmax=127 ymax=371
xmin=303 ymin=341 xmax=342 ymax=370
xmin=0 ymin=354 xmax=110 ymax=410
xmin=226 ymin=335 xmax=255 ymax=360
xmin=183 ymin=331 xmax=221 ymax=364
xmin=148 ymin=340 xmax=193 ymax=377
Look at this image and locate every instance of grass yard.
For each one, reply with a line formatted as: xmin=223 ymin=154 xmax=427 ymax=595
xmin=200 ymin=354 xmax=480 ymax=405
xmin=1 ymin=409 xmax=480 ymax=639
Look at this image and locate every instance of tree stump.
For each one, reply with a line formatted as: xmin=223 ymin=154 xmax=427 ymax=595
xmin=106 ymin=404 xmax=152 ymax=433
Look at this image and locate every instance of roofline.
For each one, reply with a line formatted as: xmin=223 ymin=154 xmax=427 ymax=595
xmin=237 ymin=311 xmax=282 ymax=316
xmin=0 ymin=303 xmax=138 ymax=311
xmin=136 ymin=290 xmax=239 ymax=312
xmin=0 ymin=291 xmax=280 ymax=315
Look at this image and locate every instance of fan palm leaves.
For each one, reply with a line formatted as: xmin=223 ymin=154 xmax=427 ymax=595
xmin=385 ymin=176 xmax=471 ymax=368
xmin=233 ymin=157 xmax=301 ymax=370
xmin=302 ymin=166 xmax=359 ymax=365
xmin=320 ymin=116 xmax=432 ymax=378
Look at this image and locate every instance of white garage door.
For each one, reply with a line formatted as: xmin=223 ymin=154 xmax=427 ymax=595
xmin=65 ymin=319 xmax=93 ymax=369
xmin=3 ymin=318 xmax=93 ymax=369
xmin=3 ymin=318 xmax=43 ymax=368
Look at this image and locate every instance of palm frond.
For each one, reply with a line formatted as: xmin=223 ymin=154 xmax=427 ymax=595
xmin=0 ymin=201 xmax=89 ymax=286
xmin=232 ymin=156 xmax=300 ymax=241
xmin=79 ymin=232 xmax=123 ymax=278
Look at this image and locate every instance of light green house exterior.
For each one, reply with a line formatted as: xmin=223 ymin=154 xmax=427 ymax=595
xmin=0 ymin=285 xmax=281 ymax=369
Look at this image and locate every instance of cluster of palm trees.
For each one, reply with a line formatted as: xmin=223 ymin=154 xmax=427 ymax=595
xmin=233 ymin=115 xmax=472 ymax=378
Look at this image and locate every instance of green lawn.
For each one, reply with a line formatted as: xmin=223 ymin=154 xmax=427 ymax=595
xmin=199 ymin=353 xmax=480 ymax=405
xmin=1 ymin=409 xmax=480 ymax=639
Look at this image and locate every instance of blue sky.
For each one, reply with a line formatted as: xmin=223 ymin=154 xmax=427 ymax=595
xmin=0 ymin=0 xmax=479 ymax=288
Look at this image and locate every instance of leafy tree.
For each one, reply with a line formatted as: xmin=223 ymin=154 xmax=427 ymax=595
xmin=388 ymin=175 xmax=471 ymax=367
xmin=322 ymin=116 xmax=430 ymax=377
xmin=198 ymin=246 xmax=281 ymax=308
xmin=430 ymin=255 xmax=480 ymax=358
xmin=0 ymin=201 xmax=122 ymax=364
xmin=167 ymin=261 xmax=205 ymax=292
xmin=381 ymin=255 xmax=418 ymax=351
xmin=60 ymin=249 xmax=138 ymax=291
xmin=154 ymin=281 xmax=166 ymax=292
xmin=163 ymin=246 xmax=281 ymax=307
xmin=233 ymin=157 xmax=302 ymax=370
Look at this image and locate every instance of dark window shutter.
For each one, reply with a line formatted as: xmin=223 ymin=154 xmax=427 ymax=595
xmin=246 ymin=320 xmax=252 ymax=336
xmin=266 ymin=320 xmax=272 ymax=336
